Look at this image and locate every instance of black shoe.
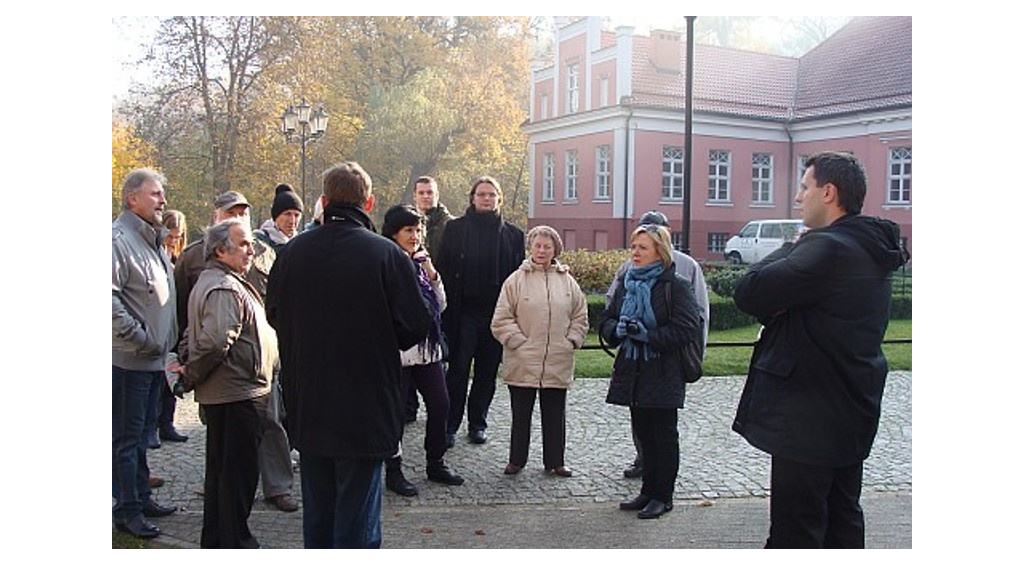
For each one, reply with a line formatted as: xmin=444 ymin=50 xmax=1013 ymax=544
xmin=426 ymin=461 xmax=465 ymax=485
xmin=467 ymin=429 xmax=487 ymax=444
xmin=623 ymin=464 xmax=643 ymax=479
xmin=147 ymin=432 xmax=161 ymax=449
xmin=619 ymin=494 xmax=651 ymax=511
xmin=637 ymin=499 xmax=673 ymax=519
xmin=386 ymin=469 xmax=419 ymax=497
xmin=445 ymin=433 xmax=456 ymax=449
xmin=142 ymin=499 xmax=178 ymax=518
xmin=115 ymin=515 xmax=160 ymax=539
xmin=159 ymin=428 xmax=188 ymax=442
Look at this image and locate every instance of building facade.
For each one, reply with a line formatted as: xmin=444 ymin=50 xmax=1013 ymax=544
xmin=522 ymin=16 xmax=912 ymax=261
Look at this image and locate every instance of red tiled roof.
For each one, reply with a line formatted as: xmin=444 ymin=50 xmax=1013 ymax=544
xmin=627 ymin=16 xmax=911 ymax=121
xmin=791 ymin=17 xmax=912 ymax=120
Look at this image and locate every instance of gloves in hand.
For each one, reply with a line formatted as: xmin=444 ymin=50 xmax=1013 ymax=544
xmin=629 ymin=320 xmax=650 ymax=342
xmin=615 ymin=315 xmax=630 ymax=339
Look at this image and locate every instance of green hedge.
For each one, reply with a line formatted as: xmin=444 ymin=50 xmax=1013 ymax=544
xmin=586 ymin=291 xmax=908 ymax=331
xmin=566 ymin=251 xmax=911 ymax=328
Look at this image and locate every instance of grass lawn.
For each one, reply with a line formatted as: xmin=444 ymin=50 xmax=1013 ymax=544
xmin=575 ymin=319 xmax=911 ymax=378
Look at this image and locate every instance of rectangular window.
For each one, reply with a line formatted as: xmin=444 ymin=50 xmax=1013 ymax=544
xmin=565 ymin=150 xmax=578 ymax=201
xmin=888 ymin=147 xmax=911 ymax=203
xmin=708 ymin=232 xmax=729 ymax=254
xmin=567 ymin=65 xmax=579 ymax=114
xmin=662 ymin=145 xmax=684 ymax=200
xmin=542 ymin=153 xmax=554 ymax=202
xmin=540 ymin=94 xmax=549 ymax=120
xmin=595 ymin=145 xmax=611 ymax=200
xmin=752 ymin=153 xmax=773 ymax=204
xmin=600 ymin=77 xmax=609 ymax=107
xmin=708 ymin=150 xmax=731 ymax=202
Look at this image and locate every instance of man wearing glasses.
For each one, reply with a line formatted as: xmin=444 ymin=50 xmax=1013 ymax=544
xmin=435 ymin=176 xmax=525 ymax=447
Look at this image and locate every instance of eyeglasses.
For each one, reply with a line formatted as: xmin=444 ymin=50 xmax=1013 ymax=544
xmin=474 ymin=192 xmax=499 ymax=199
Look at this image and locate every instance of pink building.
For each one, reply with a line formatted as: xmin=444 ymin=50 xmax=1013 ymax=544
xmin=523 ymin=16 xmax=912 ymax=262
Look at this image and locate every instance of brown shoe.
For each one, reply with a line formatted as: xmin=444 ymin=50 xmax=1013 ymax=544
xmin=503 ymin=463 xmax=522 ymax=475
xmin=268 ymin=494 xmax=299 ymax=512
xmin=148 ymin=475 xmax=165 ymax=488
xmin=547 ymin=466 xmax=573 ymax=477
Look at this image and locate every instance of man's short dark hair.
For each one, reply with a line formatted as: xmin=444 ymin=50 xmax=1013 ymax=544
xmin=322 ymin=162 xmax=372 ymax=207
xmin=804 ymin=152 xmax=867 ymax=215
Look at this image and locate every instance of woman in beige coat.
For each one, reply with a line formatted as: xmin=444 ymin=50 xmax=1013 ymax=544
xmin=491 ymin=225 xmax=588 ymax=477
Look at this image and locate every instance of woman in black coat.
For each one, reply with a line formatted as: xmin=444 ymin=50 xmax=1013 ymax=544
xmin=599 ymin=224 xmax=701 ymax=520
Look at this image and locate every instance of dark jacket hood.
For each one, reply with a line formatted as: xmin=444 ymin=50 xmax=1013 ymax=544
xmin=832 ymin=214 xmax=910 ymax=272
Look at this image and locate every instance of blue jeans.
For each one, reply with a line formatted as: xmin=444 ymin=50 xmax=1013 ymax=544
xmin=112 ymin=365 xmax=162 ymax=523
xmin=300 ymin=452 xmax=383 ymax=548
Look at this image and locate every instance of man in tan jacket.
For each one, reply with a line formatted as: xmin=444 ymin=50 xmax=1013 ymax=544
xmin=177 ymin=219 xmax=278 ymax=549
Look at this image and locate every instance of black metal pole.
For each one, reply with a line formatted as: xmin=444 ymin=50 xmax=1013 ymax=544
xmin=300 ymin=124 xmax=307 ymax=212
xmin=682 ymin=16 xmax=696 ymax=255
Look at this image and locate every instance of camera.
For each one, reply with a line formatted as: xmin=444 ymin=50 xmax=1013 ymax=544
xmin=625 ymin=321 xmax=640 ymax=335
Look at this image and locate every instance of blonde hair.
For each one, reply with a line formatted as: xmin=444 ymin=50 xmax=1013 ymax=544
xmin=162 ymin=209 xmax=187 ymax=261
xmin=526 ymin=225 xmax=563 ymax=260
xmin=630 ymin=224 xmax=673 ymax=266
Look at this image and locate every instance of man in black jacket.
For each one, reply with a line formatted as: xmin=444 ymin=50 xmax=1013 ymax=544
xmin=435 ymin=176 xmax=524 ymax=447
xmin=732 ymin=151 xmax=910 ymax=548
xmin=266 ymin=162 xmax=430 ymax=549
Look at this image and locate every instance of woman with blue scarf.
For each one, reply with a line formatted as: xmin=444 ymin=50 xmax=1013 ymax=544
xmin=600 ymin=224 xmax=701 ymax=519
xmin=381 ymin=205 xmax=465 ymax=496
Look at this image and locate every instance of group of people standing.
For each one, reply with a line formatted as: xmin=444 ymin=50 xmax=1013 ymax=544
xmin=113 ymin=150 xmax=908 ymax=549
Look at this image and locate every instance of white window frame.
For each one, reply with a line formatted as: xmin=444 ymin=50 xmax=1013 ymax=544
xmin=564 ymin=150 xmax=578 ymax=201
xmin=752 ymin=152 xmax=774 ymax=204
xmin=599 ymin=76 xmax=609 ymax=107
xmin=888 ymin=147 xmax=911 ymax=204
xmin=542 ymin=153 xmax=554 ymax=202
xmin=540 ymin=93 xmax=549 ymax=120
xmin=661 ymin=145 xmax=684 ymax=201
xmin=708 ymin=149 xmax=731 ymax=202
xmin=567 ymin=64 xmax=579 ymax=114
xmin=595 ymin=145 xmax=610 ymax=200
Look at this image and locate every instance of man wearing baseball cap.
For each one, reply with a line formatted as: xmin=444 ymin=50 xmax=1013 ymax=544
xmin=171 ymin=190 xmax=301 ymax=513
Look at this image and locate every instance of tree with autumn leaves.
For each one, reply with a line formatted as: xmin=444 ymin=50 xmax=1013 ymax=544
xmin=113 ymin=16 xmax=537 ymax=232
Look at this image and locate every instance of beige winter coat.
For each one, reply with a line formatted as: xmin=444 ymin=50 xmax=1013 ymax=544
xmin=491 ymin=259 xmax=589 ymax=389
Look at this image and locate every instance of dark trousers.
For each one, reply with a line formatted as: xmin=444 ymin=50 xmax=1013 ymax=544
xmin=300 ymin=452 xmax=383 ymax=549
xmin=112 ymin=366 xmax=162 ymax=523
xmin=445 ymin=312 xmax=503 ymax=435
xmin=200 ymin=395 xmax=267 ymax=549
xmin=508 ymin=386 xmax=567 ymax=469
xmin=630 ymin=407 xmax=679 ymax=504
xmin=158 ymin=381 xmax=177 ymax=434
xmin=766 ymin=455 xmax=866 ymax=549
xmin=401 ymin=362 xmax=451 ymax=462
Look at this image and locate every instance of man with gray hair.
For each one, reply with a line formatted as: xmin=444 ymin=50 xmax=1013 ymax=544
xmin=112 ymin=168 xmax=180 ymax=539
xmin=172 ymin=191 xmax=299 ymax=513
xmin=177 ymin=218 xmax=278 ymax=548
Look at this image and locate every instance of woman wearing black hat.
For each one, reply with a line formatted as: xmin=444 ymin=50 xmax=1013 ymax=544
xmin=380 ymin=204 xmax=464 ymax=495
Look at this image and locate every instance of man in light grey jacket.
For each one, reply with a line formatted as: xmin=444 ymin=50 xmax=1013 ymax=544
xmin=112 ymin=168 xmax=180 ymax=539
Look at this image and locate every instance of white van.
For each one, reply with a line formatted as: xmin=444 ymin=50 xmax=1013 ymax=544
xmin=724 ymin=219 xmax=804 ymax=264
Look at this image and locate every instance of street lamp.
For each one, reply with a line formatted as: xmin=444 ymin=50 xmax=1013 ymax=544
xmin=280 ymin=100 xmax=329 ymax=212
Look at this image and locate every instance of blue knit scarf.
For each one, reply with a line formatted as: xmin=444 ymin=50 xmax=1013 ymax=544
xmin=619 ymin=262 xmax=664 ymax=361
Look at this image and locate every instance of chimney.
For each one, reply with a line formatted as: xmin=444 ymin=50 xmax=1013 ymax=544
xmin=650 ymin=29 xmax=682 ymax=73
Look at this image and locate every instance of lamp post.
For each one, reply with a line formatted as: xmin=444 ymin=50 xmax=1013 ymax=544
xmin=681 ymin=16 xmax=696 ymax=255
xmin=280 ymin=100 xmax=329 ymax=212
